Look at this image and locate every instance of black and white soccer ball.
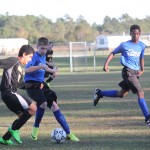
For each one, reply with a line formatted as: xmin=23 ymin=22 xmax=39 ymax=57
xmin=51 ymin=128 xmax=66 ymax=143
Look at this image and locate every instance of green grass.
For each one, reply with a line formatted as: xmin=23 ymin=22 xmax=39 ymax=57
xmin=0 ymin=53 xmax=150 ymax=150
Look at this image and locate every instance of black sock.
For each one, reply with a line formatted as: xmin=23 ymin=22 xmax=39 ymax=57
xmin=12 ymin=110 xmax=32 ymax=130
xmin=3 ymin=119 xmax=19 ymax=140
xmin=46 ymin=77 xmax=53 ymax=83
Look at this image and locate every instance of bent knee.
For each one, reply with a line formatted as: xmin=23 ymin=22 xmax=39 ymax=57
xmin=40 ymin=102 xmax=47 ymax=109
xmin=51 ymin=102 xmax=59 ymax=111
xmin=118 ymin=92 xmax=128 ymax=98
xmin=28 ymin=103 xmax=37 ymax=115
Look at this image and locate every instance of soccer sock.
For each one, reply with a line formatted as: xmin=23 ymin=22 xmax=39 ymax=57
xmin=34 ymin=106 xmax=45 ymax=128
xmin=53 ymin=109 xmax=70 ymax=134
xmin=101 ymin=90 xmax=118 ymax=97
xmin=11 ymin=110 xmax=32 ymax=130
xmin=2 ymin=119 xmax=19 ymax=140
xmin=138 ymin=98 xmax=150 ymax=120
xmin=46 ymin=76 xmax=53 ymax=83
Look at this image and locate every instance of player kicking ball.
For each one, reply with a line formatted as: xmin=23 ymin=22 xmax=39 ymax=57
xmin=24 ymin=37 xmax=79 ymax=142
xmin=93 ymin=24 xmax=150 ymax=126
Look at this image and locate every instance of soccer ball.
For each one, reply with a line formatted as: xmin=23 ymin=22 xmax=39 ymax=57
xmin=51 ymin=128 xmax=66 ymax=143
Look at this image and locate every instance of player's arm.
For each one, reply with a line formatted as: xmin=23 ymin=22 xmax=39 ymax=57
xmin=25 ymin=65 xmax=46 ymax=73
xmin=45 ymin=66 xmax=58 ymax=73
xmin=137 ymin=47 xmax=145 ymax=77
xmin=46 ymin=61 xmax=54 ymax=67
xmin=103 ymin=43 xmax=122 ymax=72
xmin=103 ymin=52 xmax=115 ymax=72
xmin=137 ymin=57 xmax=144 ymax=77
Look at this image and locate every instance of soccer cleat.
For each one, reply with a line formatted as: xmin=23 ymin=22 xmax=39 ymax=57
xmin=8 ymin=127 xmax=22 ymax=144
xmin=0 ymin=137 xmax=15 ymax=145
xmin=93 ymin=88 xmax=103 ymax=106
xmin=31 ymin=127 xmax=39 ymax=140
xmin=67 ymin=133 xmax=80 ymax=142
xmin=145 ymin=117 xmax=150 ymax=126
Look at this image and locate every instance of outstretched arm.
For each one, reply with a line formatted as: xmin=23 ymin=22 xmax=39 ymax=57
xmin=103 ymin=52 xmax=115 ymax=72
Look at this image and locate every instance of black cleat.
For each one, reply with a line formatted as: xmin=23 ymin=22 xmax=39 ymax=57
xmin=93 ymin=88 xmax=103 ymax=106
xmin=145 ymin=117 xmax=150 ymax=126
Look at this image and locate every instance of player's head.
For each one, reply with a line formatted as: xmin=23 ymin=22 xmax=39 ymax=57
xmin=37 ymin=37 xmax=49 ymax=56
xmin=48 ymin=41 xmax=53 ymax=51
xmin=130 ymin=25 xmax=141 ymax=42
xmin=18 ymin=45 xmax=35 ymax=65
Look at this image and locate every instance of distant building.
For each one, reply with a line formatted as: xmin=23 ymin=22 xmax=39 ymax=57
xmin=0 ymin=38 xmax=28 ymax=55
xmin=95 ymin=35 xmax=150 ymax=50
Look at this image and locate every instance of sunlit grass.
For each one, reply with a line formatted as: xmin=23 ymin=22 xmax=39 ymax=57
xmin=0 ymin=53 xmax=150 ymax=149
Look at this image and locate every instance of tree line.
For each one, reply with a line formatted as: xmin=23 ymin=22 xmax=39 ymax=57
xmin=0 ymin=13 xmax=150 ymax=44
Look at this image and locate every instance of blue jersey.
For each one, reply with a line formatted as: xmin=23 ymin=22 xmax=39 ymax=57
xmin=24 ymin=51 xmax=46 ymax=82
xmin=113 ymin=40 xmax=145 ymax=70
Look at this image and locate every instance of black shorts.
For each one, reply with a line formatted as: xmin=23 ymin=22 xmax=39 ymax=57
xmin=1 ymin=90 xmax=32 ymax=115
xmin=118 ymin=66 xmax=142 ymax=94
xmin=26 ymin=82 xmax=57 ymax=108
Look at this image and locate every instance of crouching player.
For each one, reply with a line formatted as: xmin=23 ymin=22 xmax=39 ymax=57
xmin=0 ymin=45 xmax=37 ymax=145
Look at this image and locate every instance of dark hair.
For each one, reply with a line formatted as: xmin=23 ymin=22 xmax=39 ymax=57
xmin=130 ymin=24 xmax=141 ymax=33
xmin=37 ymin=37 xmax=49 ymax=46
xmin=49 ymin=41 xmax=53 ymax=46
xmin=18 ymin=45 xmax=34 ymax=57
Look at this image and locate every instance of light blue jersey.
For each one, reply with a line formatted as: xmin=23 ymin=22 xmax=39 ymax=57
xmin=113 ymin=40 xmax=145 ymax=70
xmin=24 ymin=51 xmax=46 ymax=82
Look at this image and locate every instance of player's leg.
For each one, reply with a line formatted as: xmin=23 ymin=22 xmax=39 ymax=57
xmin=93 ymin=67 xmax=130 ymax=106
xmin=137 ymin=90 xmax=150 ymax=125
xmin=45 ymin=89 xmax=79 ymax=142
xmin=26 ymin=88 xmax=47 ymax=140
xmin=93 ymin=87 xmax=129 ymax=106
xmin=0 ymin=92 xmax=36 ymax=144
xmin=125 ymin=68 xmax=150 ymax=125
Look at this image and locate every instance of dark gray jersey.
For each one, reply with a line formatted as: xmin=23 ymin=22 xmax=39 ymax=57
xmin=0 ymin=57 xmax=23 ymax=92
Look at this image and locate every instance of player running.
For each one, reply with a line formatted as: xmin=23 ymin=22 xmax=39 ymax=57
xmin=93 ymin=24 xmax=150 ymax=126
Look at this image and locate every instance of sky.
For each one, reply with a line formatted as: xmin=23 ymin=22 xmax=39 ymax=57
xmin=0 ymin=0 xmax=149 ymax=25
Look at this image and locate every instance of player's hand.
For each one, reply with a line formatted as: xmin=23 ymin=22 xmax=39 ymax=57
xmin=53 ymin=66 xmax=58 ymax=72
xmin=41 ymin=64 xmax=49 ymax=70
xmin=137 ymin=70 xmax=144 ymax=77
xmin=103 ymin=65 xmax=109 ymax=72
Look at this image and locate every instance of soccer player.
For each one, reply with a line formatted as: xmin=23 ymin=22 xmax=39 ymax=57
xmin=0 ymin=45 xmax=37 ymax=145
xmin=24 ymin=37 xmax=79 ymax=142
xmin=93 ymin=24 xmax=150 ymax=125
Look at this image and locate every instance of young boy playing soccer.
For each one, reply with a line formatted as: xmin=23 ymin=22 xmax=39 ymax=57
xmin=0 ymin=45 xmax=37 ymax=145
xmin=24 ymin=37 xmax=79 ymax=142
xmin=93 ymin=24 xmax=150 ymax=125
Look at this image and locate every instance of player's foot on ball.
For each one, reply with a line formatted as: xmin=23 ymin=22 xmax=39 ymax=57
xmin=8 ymin=127 xmax=22 ymax=144
xmin=31 ymin=127 xmax=39 ymax=140
xmin=67 ymin=133 xmax=80 ymax=142
xmin=93 ymin=88 xmax=103 ymax=106
xmin=0 ymin=137 xmax=15 ymax=145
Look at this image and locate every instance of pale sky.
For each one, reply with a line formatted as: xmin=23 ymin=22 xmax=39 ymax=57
xmin=0 ymin=0 xmax=149 ymax=24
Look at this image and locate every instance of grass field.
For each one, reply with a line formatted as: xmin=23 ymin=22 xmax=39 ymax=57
xmin=0 ymin=54 xmax=150 ymax=150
